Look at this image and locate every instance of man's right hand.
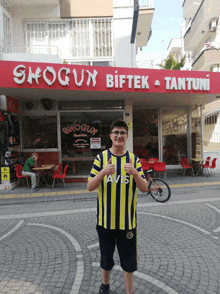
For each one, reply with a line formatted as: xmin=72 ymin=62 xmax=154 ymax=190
xmin=103 ymin=158 xmax=116 ymax=175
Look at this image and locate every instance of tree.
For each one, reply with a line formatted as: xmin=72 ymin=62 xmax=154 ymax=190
xmin=159 ymin=53 xmax=186 ymax=70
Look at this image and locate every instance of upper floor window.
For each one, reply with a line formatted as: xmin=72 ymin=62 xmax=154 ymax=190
xmin=211 ymin=64 xmax=220 ymax=72
xmin=205 ymin=114 xmax=218 ymax=125
xmin=0 ymin=0 xmax=11 ymax=50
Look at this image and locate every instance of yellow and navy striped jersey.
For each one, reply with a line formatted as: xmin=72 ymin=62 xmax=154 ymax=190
xmin=88 ymin=149 xmax=145 ymax=230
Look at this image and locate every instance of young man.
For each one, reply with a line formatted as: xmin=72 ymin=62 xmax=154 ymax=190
xmin=87 ymin=120 xmax=148 ymax=294
xmin=22 ymin=152 xmax=40 ymax=190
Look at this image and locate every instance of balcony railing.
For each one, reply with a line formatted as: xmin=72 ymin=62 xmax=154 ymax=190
xmin=23 ymin=18 xmax=113 ymax=61
xmin=0 ymin=44 xmax=64 ymax=60
xmin=192 ymin=42 xmax=220 ymax=65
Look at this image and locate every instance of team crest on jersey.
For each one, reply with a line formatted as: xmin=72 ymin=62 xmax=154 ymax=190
xmin=106 ymin=175 xmax=130 ymax=184
xmin=126 ymin=231 xmax=133 ymax=239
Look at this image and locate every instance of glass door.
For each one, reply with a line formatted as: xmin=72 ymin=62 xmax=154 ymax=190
xmin=162 ymin=109 xmax=188 ymax=164
xmin=133 ymin=109 xmax=159 ymax=160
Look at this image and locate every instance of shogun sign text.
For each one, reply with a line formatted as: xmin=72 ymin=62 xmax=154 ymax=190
xmin=13 ymin=65 xmax=211 ymax=92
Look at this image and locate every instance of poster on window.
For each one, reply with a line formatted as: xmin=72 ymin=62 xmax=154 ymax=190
xmin=61 ymin=122 xmax=100 ymax=151
xmin=90 ymin=138 xmax=101 ymax=149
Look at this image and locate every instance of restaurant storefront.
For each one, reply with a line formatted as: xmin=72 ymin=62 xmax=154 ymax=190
xmin=0 ymin=60 xmax=219 ymax=181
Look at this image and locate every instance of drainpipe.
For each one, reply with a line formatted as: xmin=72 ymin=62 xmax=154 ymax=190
xmin=187 ymin=108 xmax=192 ymax=162
xmin=130 ymin=0 xmax=139 ymax=68
xmin=200 ymin=105 xmax=204 ymax=159
xmin=158 ymin=108 xmax=162 ymax=161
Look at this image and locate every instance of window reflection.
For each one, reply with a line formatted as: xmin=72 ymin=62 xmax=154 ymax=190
xmin=133 ymin=109 xmax=158 ymax=160
xmin=22 ymin=116 xmax=58 ymax=149
xmin=60 ymin=111 xmax=123 ymax=176
xmin=191 ymin=107 xmax=202 ymax=158
xmin=162 ymin=109 xmax=187 ymax=164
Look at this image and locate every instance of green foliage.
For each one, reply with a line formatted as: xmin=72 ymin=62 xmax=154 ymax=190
xmin=159 ymin=53 xmax=186 ymax=70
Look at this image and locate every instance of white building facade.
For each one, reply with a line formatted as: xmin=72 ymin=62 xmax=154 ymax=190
xmin=0 ymin=0 xmax=154 ymax=67
xmin=165 ymin=0 xmax=220 ymax=171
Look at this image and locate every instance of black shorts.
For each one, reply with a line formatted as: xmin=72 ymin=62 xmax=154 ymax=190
xmin=96 ymin=225 xmax=138 ymax=273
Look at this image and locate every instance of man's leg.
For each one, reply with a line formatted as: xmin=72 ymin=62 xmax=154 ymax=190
xmin=117 ymin=228 xmax=137 ymax=294
xmin=102 ymin=268 xmax=111 ymax=285
xmin=30 ymin=172 xmax=37 ymax=188
xmin=22 ymin=171 xmax=36 ymax=188
xmin=36 ymin=172 xmax=40 ymax=187
xmin=123 ymin=271 xmax=133 ymax=294
xmin=97 ymin=225 xmax=115 ymax=293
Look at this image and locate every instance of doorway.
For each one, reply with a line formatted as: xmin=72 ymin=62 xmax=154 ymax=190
xmin=133 ymin=109 xmax=158 ymax=160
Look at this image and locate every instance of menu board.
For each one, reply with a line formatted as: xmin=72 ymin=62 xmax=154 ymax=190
xmin=90 ymin=138 xmax=101 ymax=149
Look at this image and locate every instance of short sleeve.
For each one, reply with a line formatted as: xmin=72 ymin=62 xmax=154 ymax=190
xmin=88 ymin=154 xmax=102 ymax=181
xmin=136 ymin=157 xmax=146 ymax=179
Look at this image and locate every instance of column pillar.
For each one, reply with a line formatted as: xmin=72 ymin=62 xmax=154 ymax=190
xmin=125 ymin=99 xmax=133 ymax=152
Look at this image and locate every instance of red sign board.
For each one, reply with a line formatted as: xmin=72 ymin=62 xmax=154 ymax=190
xmin=0 ymin=60 xmax=219 ymax=94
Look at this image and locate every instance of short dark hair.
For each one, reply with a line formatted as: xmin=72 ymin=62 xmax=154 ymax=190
xmin=110 ymin=120 xmax=128 ymax=133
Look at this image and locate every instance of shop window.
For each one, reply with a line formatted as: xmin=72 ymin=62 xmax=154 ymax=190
xmin=162 ymin=109 xmax=187 ymax=164
xmin=60 ymin=111 xmax=123 ymax=176
xmin=191 ymin=107 xmax=201 ymax=158
xmin=133 ymin=109 xmax=158 ymax=160
xmin=22 ymin=115 xmax=58 ymax=150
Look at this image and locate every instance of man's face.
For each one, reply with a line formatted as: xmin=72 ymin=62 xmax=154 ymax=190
xmin=33 ymin=154 xmax=38 ymax=160
xmin=110 ymin=127 xmax=128 ymax=148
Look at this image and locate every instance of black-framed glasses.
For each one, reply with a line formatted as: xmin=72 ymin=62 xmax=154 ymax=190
xmin=111 ymin=131 xmax=128 ymax=136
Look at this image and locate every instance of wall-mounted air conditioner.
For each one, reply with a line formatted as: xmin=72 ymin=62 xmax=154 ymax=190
xmin=209 ymin=18 xmax=218 ymax=32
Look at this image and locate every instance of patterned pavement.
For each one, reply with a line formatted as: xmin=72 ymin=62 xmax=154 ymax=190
xmin=0 ymin=174 xmax=220 ymax=293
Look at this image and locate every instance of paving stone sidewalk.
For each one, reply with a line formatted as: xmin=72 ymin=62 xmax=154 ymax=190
xmin=0 ymin=174 xmax=220 ymax=293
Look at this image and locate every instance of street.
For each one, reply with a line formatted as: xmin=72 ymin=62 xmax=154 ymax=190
xmin=0 ymin=182 xmax=220 ymax=294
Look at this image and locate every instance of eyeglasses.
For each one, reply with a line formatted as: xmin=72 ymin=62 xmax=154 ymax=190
xmin=111 ymin=131 xmax=128 ymax=136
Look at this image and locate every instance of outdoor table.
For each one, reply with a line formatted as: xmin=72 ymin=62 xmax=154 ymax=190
xmin=33 ymin=164 xmax=55 ymax=188
xmin=190 ymin=158 xmax=205 ymax=176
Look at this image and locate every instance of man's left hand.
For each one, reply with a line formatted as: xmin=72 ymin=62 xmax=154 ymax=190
xmin=124 ymin=159 xmax=137 ymax=175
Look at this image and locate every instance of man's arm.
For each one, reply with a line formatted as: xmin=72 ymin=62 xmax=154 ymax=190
xmin=124 ymin=159 xmax=148 ymax=193
xmin=132 ymin=170 xmax=148 ymax=193
xmin=87 ymin=158 xmax=115 ymax=192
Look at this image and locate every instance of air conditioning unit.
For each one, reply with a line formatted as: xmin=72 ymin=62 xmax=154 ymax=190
xmin=209 ymin=18 xmax=218 ymax=32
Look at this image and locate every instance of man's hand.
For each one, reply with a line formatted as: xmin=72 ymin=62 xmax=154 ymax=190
xmin=103 ymin=158 xmax=116 ymax=175
xmin=124 ymin=159 xmax=137 ymax=175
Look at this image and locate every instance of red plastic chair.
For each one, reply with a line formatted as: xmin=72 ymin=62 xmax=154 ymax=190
xmin=202 ymin=157 xmax=211 ymax=175
xmin=209 ymin=158 xmax=217 ymax=175
xmin=153 ymin=161 xmax=167 ymax=180
xmin=180 ymin=158 xmax=194 ymax=177
xmin=148 ymin=158 xmax=159 ymax=162
xmin=139 ymin=159 xmax=146 ymax=162
xmin=140 ymin=161 xmax=152 ymax=178
xmin=52 ymin=164 xmax=68 ymax=188
xmin=15 ymin=164 xmax=29 ymax=188
xmin=51 ymin=163 xmax=62 ymax=176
